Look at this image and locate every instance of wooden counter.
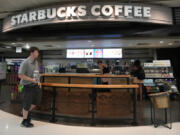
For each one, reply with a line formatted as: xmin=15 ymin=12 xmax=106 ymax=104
xmin=41 ymin=82 xmax=138 ymax=125
xmin=37 ymin=73 xmax=136 ymax=125
xmin=41 ymin=83 xmax=138 ymax=89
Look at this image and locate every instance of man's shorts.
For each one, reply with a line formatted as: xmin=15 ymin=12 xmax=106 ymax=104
xmin=22 ymin=84 xmax=42 ymax=111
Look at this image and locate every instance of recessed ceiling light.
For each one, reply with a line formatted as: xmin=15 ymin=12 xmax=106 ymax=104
xmin=137 ymin=43 xmax=151 ymax=46
xmin=5 ymin=46 xmax=12 ymax=49
xmin=127 ymin=44 xmax=132 ymax=46
xmin=168 ymin=42 xmax=173 ymax=46
xmin=16 ymin=47 xmax=22 ymax=53
xmin=91 ymin=44 xmax=95 ymax=47
xmin=160 ymin=41 xmax=164 ymax=44
xmin=11 ymin=43 xmax=15 ymax=45
xmin=88 ymin=40 xmax=92 ymax=43
xmin=44 ymin=45 xmax=53 ymax=47
xmin=25 ymin=43 xmax=30 ymax=49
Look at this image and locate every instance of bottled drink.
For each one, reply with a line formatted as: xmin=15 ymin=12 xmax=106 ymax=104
xmin=33 ymin=70 xmax=40 ymax=82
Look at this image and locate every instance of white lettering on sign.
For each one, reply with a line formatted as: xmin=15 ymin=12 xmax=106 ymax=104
xmin=134 ymin=6 xmax=142 ymax=17
xmin=124 ymin=6 xmax=132 ymax=17
xmin=91 ymin=5 xmax=101 ymax=16
xmin=11 ymin=16 xmax=16 ymax=26
xmin=78 ymin=6 xmax=87 ymax=17
xmin=38 ymin=10 xmax=46 ymax=20
xmin=16 ymin=14 xmax=22 ymax=25
xmin=9 ymin=4 xmax=152 ymax=26
xmin=114 ymin=5 xmax=123 ymax=16
xmin=102 ymin=5 xmax=113 ymax=16
xmin=57 ymin=7 xmax=66 ymax=18
xmin=144 ymin=7 xmax=151 ymax=17
xmin=29 ymin=12 xmax=37 ymax=22
xmin=47 ymin=8 xmax=56 ymax=19
xmin=21 ymin=14 xmax=28 ymax=23
xmin=66 ymin=6 xmax=77 ymax=17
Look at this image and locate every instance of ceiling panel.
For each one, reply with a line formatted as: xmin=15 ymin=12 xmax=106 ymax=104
xmin=153 ymin=0 xmax=180 ymax=7
xmin=1 ymin=37 xmax=180 ymax=51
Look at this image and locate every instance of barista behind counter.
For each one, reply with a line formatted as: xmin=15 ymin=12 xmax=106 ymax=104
xmin=97 ymin=60 xmax=112 ymax=92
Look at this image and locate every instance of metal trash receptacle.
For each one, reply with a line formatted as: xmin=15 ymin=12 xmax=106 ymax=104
xmin=149 ymin=91 xmax=172 ymax=129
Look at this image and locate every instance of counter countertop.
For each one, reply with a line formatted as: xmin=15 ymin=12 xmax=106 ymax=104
xmin=41 ymin=73 xmax=131 ymax=78
xmin=41 ymin=83 xmax=138 ymax=89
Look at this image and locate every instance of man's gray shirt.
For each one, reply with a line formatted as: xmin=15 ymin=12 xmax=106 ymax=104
xmin=18 ymin=57 xmax=39 ymax=85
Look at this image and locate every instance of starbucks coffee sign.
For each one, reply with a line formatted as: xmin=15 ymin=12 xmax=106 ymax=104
xmin=2 ymin=2 xmax=173 ymax=32
xmin=10 ymin=5 xmax=151 ymax=26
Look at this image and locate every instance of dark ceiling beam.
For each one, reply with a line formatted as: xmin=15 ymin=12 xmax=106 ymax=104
xmin=0 ymin=22 xmax=170 ymax=41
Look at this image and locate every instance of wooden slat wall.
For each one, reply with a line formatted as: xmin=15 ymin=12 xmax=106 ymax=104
xmin=97 ymin=91 xmax=132 ymax=118
xmin=56 ymin=90 xmax=91 ymax=116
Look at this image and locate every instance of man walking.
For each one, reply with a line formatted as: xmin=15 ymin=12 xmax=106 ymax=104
xmin=18 ymin=47 xmax=41 ymax=127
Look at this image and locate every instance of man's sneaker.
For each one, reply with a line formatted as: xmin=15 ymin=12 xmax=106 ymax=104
xmin=21 ymin=119 xmax=34 ymax=128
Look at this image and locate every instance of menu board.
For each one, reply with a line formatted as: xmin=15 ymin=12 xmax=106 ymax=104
xmin=66 ymin=48 xmax=122 ymax=58
xmin=94 ymin=49 xmax=103 ymax=58
xmin=66 ymin=49 xmax=84 ymax=58
xmin=103 ymin=49 xmax=122 ymax=58
xmin=153 ymin=60 xmax=171 ymax=67
xmin=144 ymin=60 xmax=171 ymax=67
xmin=84 ymin=49 xmax=93 ymax=58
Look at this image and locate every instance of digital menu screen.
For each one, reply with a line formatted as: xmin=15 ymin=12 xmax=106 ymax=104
xmin=66 ymin=48 xmax=122 ymax=58
xmin=66 ymin=49 xmax=84 ymax=58
xmin=103 ymin=49 xmax=122 ymax=58
xmin=84 ymin=49 xmax=94 ymax=58
xmin=94 ymin=49 xmax=103 ymax=58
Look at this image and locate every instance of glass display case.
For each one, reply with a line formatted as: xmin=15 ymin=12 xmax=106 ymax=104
xmin=144 ymin=60 xmax=178 ymax=94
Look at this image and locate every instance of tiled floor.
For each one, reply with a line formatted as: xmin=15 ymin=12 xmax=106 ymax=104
xmin=1 ymin=99 xmax=180 ymax=126
xmin=0 ymin=110 xmax=180 ymax=135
